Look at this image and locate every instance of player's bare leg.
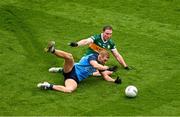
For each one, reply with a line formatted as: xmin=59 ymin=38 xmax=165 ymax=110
xmin=52 ymin=79 xmax=77 ymax=93
xmin=45 ymin=41 xmax=74 ymax=73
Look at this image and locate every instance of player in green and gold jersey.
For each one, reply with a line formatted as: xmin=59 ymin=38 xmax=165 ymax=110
xmin=69 ymin=26 xmax=129 ymax=70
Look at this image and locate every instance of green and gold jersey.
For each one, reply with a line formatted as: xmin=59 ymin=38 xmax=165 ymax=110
xmin=85 ymin=34 xmax=116 ymax=55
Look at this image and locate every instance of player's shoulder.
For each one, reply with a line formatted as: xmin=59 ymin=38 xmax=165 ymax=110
xmin=89 ymin=53 xmax=98 ymax=57
xmin=88 ymin=53 xmax=98 ymax=60
xmin=91 ymin=34 xmax=101 ymax=40
xmin=108 ymin=38 xmax=115 ymax=44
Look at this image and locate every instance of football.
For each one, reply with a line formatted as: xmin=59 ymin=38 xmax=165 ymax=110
xmin=125 ymin=85 xmax=138 ymax=98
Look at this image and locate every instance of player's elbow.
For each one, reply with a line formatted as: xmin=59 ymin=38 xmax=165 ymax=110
xmin=66 ymin=53 xmax=73 ymax=60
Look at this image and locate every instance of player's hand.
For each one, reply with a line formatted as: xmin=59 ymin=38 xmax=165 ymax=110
xmin=114 ymin=76 xmax=122 ymax=84
xmin=107 ymin=66 xmax=118 ymax=72
xmin=69 ymin=42 xmax=78 ymax=47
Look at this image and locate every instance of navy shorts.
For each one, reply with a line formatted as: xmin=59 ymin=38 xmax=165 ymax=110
xmin=63 ymin=66 xmax=79 ymax=84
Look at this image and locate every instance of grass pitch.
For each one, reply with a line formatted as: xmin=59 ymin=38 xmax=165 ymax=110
xmin=0 ymin=0 xmax=180 ymax=116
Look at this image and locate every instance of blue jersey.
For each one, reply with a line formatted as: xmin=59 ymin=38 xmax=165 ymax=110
xmin=74 ymin=54 xmax=98 ymax=81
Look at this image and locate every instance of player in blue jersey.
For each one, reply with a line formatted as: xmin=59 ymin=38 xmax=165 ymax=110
xmin=37 ymin=41 xmax=121 ymax=93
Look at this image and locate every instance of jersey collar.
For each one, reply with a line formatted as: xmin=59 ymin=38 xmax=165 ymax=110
xmin=101 ymin=33 xmax=108 ymax=43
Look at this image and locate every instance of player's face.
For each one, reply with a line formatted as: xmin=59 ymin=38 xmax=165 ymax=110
xmin=98 ymin=55 xmax=109 ymax=65
xmin=103 ymin=29 xmax=112 ymax=41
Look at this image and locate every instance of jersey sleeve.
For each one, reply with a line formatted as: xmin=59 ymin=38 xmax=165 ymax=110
xmin=86 ymin=37 xmax=94 ymax=43
xmin=109 ymin=40 xmax=116 ymax=50
xmin=90 ymin=34 xmax=99 ymax=41
xmin=88 ymin=54 xmax=98 ymax=63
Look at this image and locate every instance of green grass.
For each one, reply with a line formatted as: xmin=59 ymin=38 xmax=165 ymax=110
xmin=0 ymin=0 xmax=180 ymax=116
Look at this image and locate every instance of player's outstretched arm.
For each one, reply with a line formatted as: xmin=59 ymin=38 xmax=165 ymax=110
xmin=90 ymin=60 xmax=109 ymax=71
xmin=111 ymin=49 xmax=129 ymax=69
xmin=69 ymin=38 xmax=93 ymax=47
xmin=100 ymin=71 xmax=121 ymax=84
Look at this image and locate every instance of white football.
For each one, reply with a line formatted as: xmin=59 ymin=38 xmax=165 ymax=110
xmin=125 ymin=85 xmax=138 ymax=97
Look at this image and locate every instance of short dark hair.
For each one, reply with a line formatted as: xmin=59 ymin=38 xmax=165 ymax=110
xmin=103 ymin=25 xmax=113 ymax=31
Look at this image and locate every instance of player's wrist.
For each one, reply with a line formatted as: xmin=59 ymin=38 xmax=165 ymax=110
xmin=107 ymin=66 xmax=118 ymax=72
xmin=104 ymin=66 xmax=109 ymax=70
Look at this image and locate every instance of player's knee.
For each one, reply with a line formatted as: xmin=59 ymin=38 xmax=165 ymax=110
xmin=66 ymin=53 xmax=73 ymax=60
